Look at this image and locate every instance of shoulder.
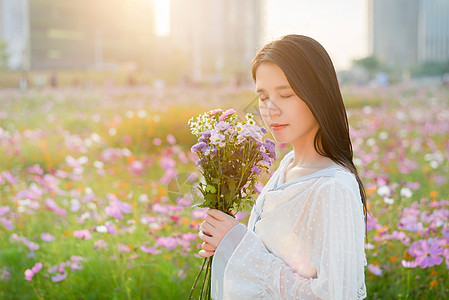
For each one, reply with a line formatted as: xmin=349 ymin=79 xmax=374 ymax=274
xmin=314 ymin=168 xmax=360 ymax=201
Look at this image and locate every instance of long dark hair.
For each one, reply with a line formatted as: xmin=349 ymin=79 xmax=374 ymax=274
xmin=251 ymin=34 xmax=367 ymax=222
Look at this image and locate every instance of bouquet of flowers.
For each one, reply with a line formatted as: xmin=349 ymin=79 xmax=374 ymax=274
xmin=187 ymin=108 xmax=276 ymax=299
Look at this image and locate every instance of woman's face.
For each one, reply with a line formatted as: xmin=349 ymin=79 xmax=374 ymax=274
xmin=255 ymin=61 xmax=319 ymax=147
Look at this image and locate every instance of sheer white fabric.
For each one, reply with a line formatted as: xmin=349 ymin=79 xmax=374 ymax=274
xmin=211 ymin=150 xmax=367 ymax=299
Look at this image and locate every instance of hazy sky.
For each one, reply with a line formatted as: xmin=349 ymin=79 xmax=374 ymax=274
xmin=264 ymin=0 xmax=369 ymax=70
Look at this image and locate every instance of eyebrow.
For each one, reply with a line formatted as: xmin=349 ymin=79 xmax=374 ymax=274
xmin=256 ymin=85 xmax=292 ymax=93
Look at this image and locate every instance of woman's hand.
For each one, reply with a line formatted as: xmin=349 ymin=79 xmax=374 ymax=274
xmin=198 ymin=208 xmax=239 ymax=258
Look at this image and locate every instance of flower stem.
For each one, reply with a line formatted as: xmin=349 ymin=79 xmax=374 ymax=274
xmin=187 ymin=257 xmax=208 ymax=300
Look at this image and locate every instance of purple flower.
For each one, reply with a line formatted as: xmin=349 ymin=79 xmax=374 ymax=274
xmin=251 ymin=166 xmax=261 ymax=176
xmin=191 ymin=142 xmax=207 ymax=153
xmin=254 ymin=182 xmax=264 ymax=195
xmin=1 ymin=218 xmax=12 ymax=230
xmin=140 ymin=246 xmax=162 ymax=254
xmin=201 ymin=130 xmax=212 ymax=138
xmin=263 ymin=138 xmax=276 ymax=155
xmin=0 ymin=206 xmax=10 ymax=216
xmin=51 ymin=272 xmax=67 ymax=282
xmin=410 ymin=239 xmax=443 ymax=268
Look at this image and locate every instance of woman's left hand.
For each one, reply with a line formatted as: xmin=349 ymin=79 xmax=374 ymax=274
xmin=198 ymin=208 xmax=239 ymax=258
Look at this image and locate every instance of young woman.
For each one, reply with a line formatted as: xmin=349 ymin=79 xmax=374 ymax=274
xmin=198 ymin=35 xmax=367 ymax=299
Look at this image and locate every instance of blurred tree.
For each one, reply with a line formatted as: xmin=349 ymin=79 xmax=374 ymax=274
xmin=352 ymin=56 xmax=380 ymax=79
xmin=410 ymin=60 xmax=449 ymax=77
xmin=0 ymin=40 xmax=9 ymax=70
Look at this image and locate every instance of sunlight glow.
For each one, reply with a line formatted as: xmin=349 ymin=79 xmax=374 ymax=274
xmin=153 ymin=0 xmax=171 ymax=36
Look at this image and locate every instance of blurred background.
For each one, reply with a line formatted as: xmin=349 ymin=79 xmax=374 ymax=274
xmin=1 ymin=1 xmax=449 ymax=299
xmin=0 ymin=0 xmax=448 ymax=88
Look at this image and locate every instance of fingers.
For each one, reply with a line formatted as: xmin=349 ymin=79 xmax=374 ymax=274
xmin=206 ymin=208 xmax=228 ymax=221
xmin=202 ymin=241 xmax=215 ymax=251
xmin=198 ymin=230 xmax=217 ymax=246
xmin=199 ymin=249 xmax=214 ymax=258
xmin=200 ymin=220 xmax=215 ymax=236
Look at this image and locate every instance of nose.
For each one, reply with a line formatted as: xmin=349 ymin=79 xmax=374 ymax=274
xmin=265 ymin=99 xmax=281 ymax=120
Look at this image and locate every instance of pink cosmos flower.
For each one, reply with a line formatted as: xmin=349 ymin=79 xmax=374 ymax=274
xmin=105 ymin=193 xmax=132 ymax=220
xmin=443 ymin=248 xmax=449 ymax=268
xmin=73 ymin=229 xmax=92 ymax=240
xmin=118 ymin=244 xmax=132 ymax=252
xmin=176 ymin=196 xmax=193 ymax=207
xmin=140 ymin=246 xmax=162 ymax=254
xmin=218 ymin=109 xmax=235 ymax=121
xmin=128 ymin=160 xmax=146 ymax=176
xmin=27 ymin=164 xmax=44 ymax=175
xmin=45 ymin=198 xmax=67 ymax=216
xmin=166 ymin=134 xmax=176 ymax=145
xmin=410 ymin=239 xmax=443 ymax=268
xmin=24 ymin=262 xmax=42 ymax=281
xmin=153 ymin=138 xmax=162 ymax=146
xmin=105 ymin=223 xmax=117 ymax=234
xmin=156 ymin=236 xmax=178 ymax=250
xmin=160 ymin=169 xmax=178 ymax=185
xmin=0 ymin=217 xmax=12 ymax=230
xmin=367 ymin=264 xmax=383 ymax=276
xmin=191 ymin=209 xmax=207 ymax=219
xmin=235 ymin=211 xmax=247 ymax=221
xmin=41 ymin=233 xmax=55 ymax=242
xmin=1 ymin=171 xmax=17 ymax=184
xmin=93 ymin=239 xmax=108 ymax=250
xmin=401 ymin=259 xmax=418 ymax=268
xmin=159 ymin=156 xmax=176 ymax=170
xmin=24 ymin=269 xmax=34 ymax=281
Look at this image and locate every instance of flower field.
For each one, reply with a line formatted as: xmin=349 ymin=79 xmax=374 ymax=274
xmin=0 ymin=84 xmax=448 ymax=299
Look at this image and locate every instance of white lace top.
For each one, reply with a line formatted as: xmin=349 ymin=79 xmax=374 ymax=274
xmin=211 ymin=150 xmax=367 ymax=299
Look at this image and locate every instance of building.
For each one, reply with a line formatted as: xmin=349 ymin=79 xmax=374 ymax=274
xmin=0 ymin=0 xmax=29 ymax=70
xmin=169 ymin=0 xmax=263 ymax=81
xmin=369 ymin=0 xmax=449 ymax=69
xmin=417 ymin=0 xmax=449 ymax=63
xmin=0 ymin=0 xmax=263 ymax=80
xmin=0 ymin=0 xmax=156 ymax=71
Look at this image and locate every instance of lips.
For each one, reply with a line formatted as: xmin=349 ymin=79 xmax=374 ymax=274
xmin=270 ymin=123 xmax=288 ymax=131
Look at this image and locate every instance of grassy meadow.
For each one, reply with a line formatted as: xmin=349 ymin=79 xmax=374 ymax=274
xmin=0 ymin=83 xmax=448 ymax=299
